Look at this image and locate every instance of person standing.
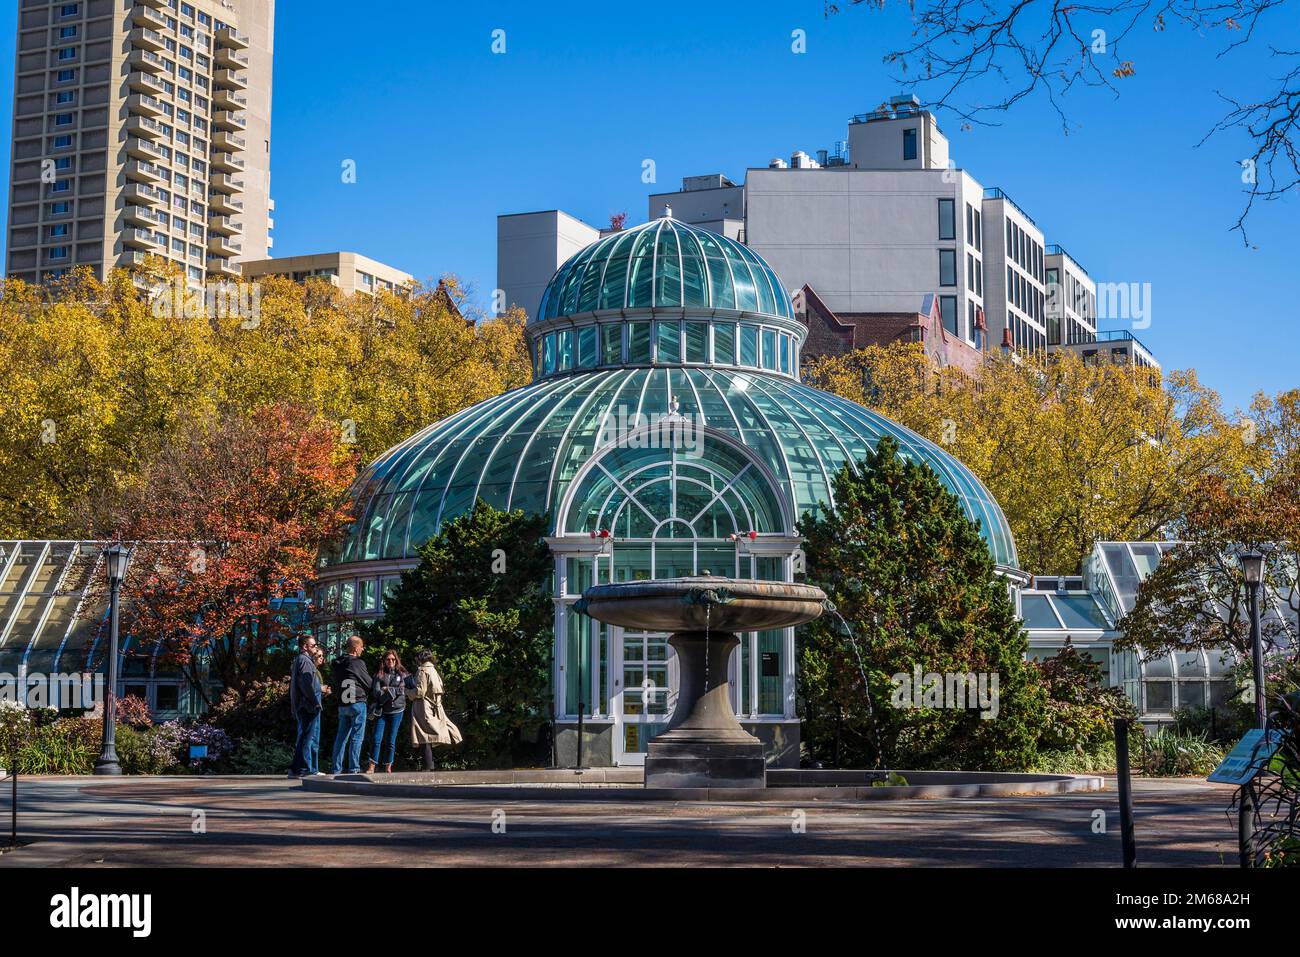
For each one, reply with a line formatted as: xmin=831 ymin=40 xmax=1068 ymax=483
xmin=407 ymin=648 xmax=461 ymax=771
xmin=330 ymin=635 xmax=372 ymax=775
xmin=364 ymin=649 xmax=408 ymax=774
xmin=288 ymin=634 xmax=323 ymax=777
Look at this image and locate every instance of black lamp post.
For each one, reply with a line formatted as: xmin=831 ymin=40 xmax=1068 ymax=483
xmin=1238 ymin=551 xmax=1267 ymax=730
xmin=93 ymin=544 xmax=132 ymax=776
xmin=1236 ymin=550 xmax=1266 ymax=868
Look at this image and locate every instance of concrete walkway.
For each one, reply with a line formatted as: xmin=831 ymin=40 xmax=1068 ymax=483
xmin=0 ymin=774 xmax=1239 ymax=867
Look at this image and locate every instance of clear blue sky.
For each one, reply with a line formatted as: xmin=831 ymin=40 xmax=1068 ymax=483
xmin=3 ymin=0 xmax=1295 ymax=412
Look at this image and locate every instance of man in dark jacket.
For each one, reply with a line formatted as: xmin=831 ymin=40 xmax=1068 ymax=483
xmin=329 ymin=635 xmax=372 ymax=775
xmin=288 ymin=634 xmax=323 ymax=777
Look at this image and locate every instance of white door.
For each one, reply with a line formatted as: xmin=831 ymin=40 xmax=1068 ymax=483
xmin=613 ymin=628 xmax=677 ymax=766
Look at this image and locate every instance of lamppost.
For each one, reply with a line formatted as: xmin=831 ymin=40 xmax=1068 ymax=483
xmin=1236 ymin=550 xmax=1266 ymax=867
xmin=93 ymin=544 xmax=132 ymax=776
xmin=1238 ymin=551 xmax=1267 ymax=729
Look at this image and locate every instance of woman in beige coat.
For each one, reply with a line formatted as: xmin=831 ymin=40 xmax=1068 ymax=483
xmin=406 ymin=648 xmax=462 ymax=770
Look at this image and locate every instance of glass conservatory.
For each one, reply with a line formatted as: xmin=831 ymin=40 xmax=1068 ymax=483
xmin=315 ymin=216 xmax=1020 ymax=767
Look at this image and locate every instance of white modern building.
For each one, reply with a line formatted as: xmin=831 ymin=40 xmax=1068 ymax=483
xmin=498 ymin=94 xmax=1157 ymax=369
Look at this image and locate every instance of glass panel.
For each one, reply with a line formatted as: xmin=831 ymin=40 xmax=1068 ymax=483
xmin=1051 ymin=594 xmax=1110 ymax=629
xmin=761 ymin=328 xmax=777 ymax=370
xmin=684 ymin=322 xmax=708 ymax=363
xmin=601 ymin=323 xmax=621 ymax=364
xmin=1175 ymin=652 xmax=1206 ymax=677
xmin=577 ymin=326 xmax=597 ymax=368
xmin=1178 ymin=682 xmax=1207 ymax=710
xmin=654 ymin=226 xmax=681 ymax=306
xmin=740 ymin=324 xmax=758 ymax=366
xmin=628 ymin=321 xmax=651 ymax=363
xmin=1020 ymin=594 xmax=1061 ymax=630
xmin=1145 ymin=681 xmax=1173 ymax=712
xmin=359 ymin=579 xmax=377 ymax=612
xmin=656 ymin=321 xmax=680 ymax=363
xmin=542 ymin=333 xmax=557 ymax=376
xmin=714 ymin=323 xmax=736 ymax=364
xmin=557 ymin=330 xmax=574 ymax=371
xmin=779 ymin=335 xmax=791 ymax=374
xmin=758 ymin=629 xmax=783 ymax=714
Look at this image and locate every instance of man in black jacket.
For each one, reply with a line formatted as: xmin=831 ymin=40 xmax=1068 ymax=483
xmin=288 ymin=634 xmax=323 ymax=777
xmin=329 ymin=635 xmax=372 ymax=775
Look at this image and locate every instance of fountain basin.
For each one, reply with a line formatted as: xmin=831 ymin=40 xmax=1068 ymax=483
xmin=577 ymin=576 xmax=827 ymax=789
xmin=577 ymin=577 xmax=827 ymax=634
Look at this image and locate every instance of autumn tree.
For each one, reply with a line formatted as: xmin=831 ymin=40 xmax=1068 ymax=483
xmin=806 ymin=343 xmax=1253 ymax=574
xmin=101 ymin=402 xmax=358 ymax=704
xmin=0 ymin=262 xmax=530 ymax=540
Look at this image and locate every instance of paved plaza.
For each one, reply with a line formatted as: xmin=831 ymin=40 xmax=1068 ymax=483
xmin=0 ymin=775 xmax=1240 ymax=867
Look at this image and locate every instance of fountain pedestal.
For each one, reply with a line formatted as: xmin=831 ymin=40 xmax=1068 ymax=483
xmin=576 ymin=576 xmax=827 ymax=791
xmin=645 ymin=630 xmax=766 ymax=789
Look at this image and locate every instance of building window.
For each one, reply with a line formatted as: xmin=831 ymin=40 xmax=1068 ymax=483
xmin=57 ymin=47 xmax=77 ymax=61
xmin=54 ymin=112 xmax=73 ymax=126
xmin=60 ymin=3 xmax=80 ymax=16
xmin=48 ymin=247 xmax=70 ymax=261
xmin=49 ymin=223 xmax=69 ymax=238
xmin=974 ymin=210 xmax=982 ymax=251
xmin=59 ymin=26 xmax=78 ymax=39
xmin=56 ymin=91 xmax=75 ymax=105
xmin=939 ymin=249 xmax=956 ymax=287
xmin=937 ymin=198 xmax=955 ymax=240
xmin=939 ymin=296 xmax=957 ymax=336
xmin=56 ymin=68 xmax=75 ymax=82
xmin=902 ymin=128 xmax=917 ymax=161
xmin=966 ymin=253 xmax=975 ymax=291
xmin=49 ymin=201 xmax=71 ymax=215
xmin=54 ymin=157 xmax=72 ymax=171
xmin=52 ymin=134 xmax=73 ymax=149
xmin=51 ymin=179 xmax=71 ymax=193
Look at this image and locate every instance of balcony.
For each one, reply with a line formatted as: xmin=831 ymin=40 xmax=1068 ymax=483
xmin=126 ymin=93 xmax=166 ymax=118
xmin=214 ymin=88 xmax=247 ymax=111
xmin=208 ymin=215 xmax=239 ymax=236
xmin=212 ymin=131 xmax=246 ymax=152
xmin=215 ymin=47 xmax=249 ymax=69
xmin=126 ymin=114 xmax=165 ymax=139
xmin=126 ymin=136 xmax=166 ymax=162
xmin=213 ymin=69 xmax=248 ymax=90
xmin=130 ymin=5 xmax=168 ymax=29
xmin=209 ymin=173 xmax=244 ymax=194
xmin=216 ymin=25 xmax=249 ymax=49
xmin=127 ymin=70 xmax=168 ymax=95
xmin=212 ymin=110 xmax=247 ymax=131
xmin=128 ymin=27 xmax=167 ymax=51
xmin=123 ymin=227 xmax=162 ymax=250
xmin=123 ymin=183 xmax=164 ymax=206
xmin=209 ymin=192 xmax=243 ymax=215
xmin=121 ymin=202 xmax=159 ymax=227
xmin=206 ymin=256 xmax=239 ymax=278
xmin=210 ymin=151 xmax=244 ymax=172
xmin=128 ymin=48 xmax=167 ymax=74
xmin=208 ymin=234 xmax=242 ymax=257
xmin=124 ymin=159 xmax=166 ymax=183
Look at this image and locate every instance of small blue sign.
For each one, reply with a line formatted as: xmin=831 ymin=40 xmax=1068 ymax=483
xmin=1208 ymin=729 xmax=1285 ymax=785
xmin=188 ymin=744 xmax=209 ymax=761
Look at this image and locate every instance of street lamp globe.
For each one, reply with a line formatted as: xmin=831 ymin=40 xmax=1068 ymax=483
xmin=104 ymin=543 xmax=132 ymax=585
xmin=1238 ymin=551 xmax=1265 ymax=586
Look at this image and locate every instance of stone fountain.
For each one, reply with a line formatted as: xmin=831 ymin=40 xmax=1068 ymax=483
xmin=576 ymin=574 xmax=827 ymax=789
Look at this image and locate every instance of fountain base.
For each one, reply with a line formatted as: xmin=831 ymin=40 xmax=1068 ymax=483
xmin=643 ymin=629 xmax=767 ymax=789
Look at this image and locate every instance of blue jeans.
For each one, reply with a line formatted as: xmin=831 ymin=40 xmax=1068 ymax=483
xmin=332 ymin=702 xmax=367 ymax=773
xmin=370 ymin=711 xmax=403 ymax=765
xmin=291 ymin=710 xmax=321 ymax=775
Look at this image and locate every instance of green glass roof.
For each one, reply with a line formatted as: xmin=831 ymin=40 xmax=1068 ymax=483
xmin=537 ymin=218 xmax=794 ymax=322
xmin=332 ymin=367 xmax=1019 ymax=568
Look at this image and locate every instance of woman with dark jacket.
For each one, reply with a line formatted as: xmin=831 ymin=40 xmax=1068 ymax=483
xmin=364 ymin=649 xmax=407 ymax=773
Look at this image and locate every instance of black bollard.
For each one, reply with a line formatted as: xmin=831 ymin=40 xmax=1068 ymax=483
xmin=1115 ymin=718 xmax=1137 ymax=868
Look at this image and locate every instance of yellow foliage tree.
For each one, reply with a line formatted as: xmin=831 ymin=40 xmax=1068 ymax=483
xmin=0 ymin=263 xmax=531 ymax=539
xmin=805 ymin=343 xmax=1256 ymax=574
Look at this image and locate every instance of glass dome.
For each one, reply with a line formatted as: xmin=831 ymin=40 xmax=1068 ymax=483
xmin=328 ymin=215 xmax=1018 ymax=572
xmin=537 ymin=218 xmax=794 ymax=322
xmin=334 ymin=366 xmax=1019 ymax=568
